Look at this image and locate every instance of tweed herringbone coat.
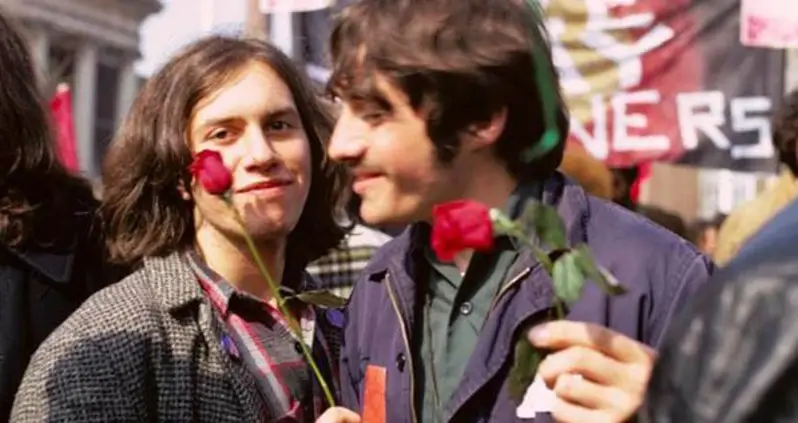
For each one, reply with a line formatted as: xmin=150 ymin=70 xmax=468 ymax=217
xmin=11 ymin=253 xmax=338 ymax=422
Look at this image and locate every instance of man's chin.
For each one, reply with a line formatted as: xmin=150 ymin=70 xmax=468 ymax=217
xmin=359 ymin=203 xmax=417 ymax=228
xmin=238 ymin=221 xmax=295 ymax=243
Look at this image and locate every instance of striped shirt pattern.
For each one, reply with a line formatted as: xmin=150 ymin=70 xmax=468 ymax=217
xmin=187 ymin=252 xmax=324 ymax=422
xmin=307 ymin=224 xmax=393 ymax=298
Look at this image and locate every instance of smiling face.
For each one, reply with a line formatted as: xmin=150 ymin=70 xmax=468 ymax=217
xmin=328 ymin=73 xmax=458 ymax=226
xmin=189 ymin=61 xmax=312 ymax=243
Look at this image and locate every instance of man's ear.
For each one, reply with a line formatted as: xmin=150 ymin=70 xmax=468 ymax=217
xmin=462 ymin=108 xmax=508 ymax=151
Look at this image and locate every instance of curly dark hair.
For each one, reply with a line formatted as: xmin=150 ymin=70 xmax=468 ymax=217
xmin=774 ymin=89 xmax=798 ymax=176
xmin=0 ymin=11 xmax=96 ymax=248
xmin=101 ymin=36 xmax=351 ymax=274
xmin=327 ymin=0 xmax=569 ymax=182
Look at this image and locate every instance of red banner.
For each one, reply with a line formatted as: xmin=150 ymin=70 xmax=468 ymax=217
xmin=546 ymin=0 xmax=784 ymax=171
xmin=50 ymin=84 xmax=79 ymax=173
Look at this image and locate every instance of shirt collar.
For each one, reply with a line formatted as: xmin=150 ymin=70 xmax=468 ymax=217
xmin=186 ymin=250 xmax=236 ymax=316
xmin=186 ymin=250 xmax=318 ymax=315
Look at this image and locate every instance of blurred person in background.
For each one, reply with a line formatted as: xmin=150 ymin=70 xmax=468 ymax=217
xmin=559 ymin=145 xmax=615 ymax=200
xmin=0 ymin=10 xmax=117 ymax=421
xmin=689 ymin=214 xmax=727 ymax=258
xmin=640 ymin=184 xmax=798 ymax=423
xmin=610 ymin=167 xmax=689 ymax=240
xmin=714 ymin=88 xmax=798 ymax=266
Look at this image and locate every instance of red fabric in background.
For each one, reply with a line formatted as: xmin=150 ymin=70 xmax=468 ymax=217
xmin=50 ymin=85 xmax=79 ymax=172
xmin=630 ymin=162 xmax=653 ymax=203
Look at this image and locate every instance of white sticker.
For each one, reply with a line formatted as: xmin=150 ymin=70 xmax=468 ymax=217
xmin=515 ymin=375 xmax=556 ymax=419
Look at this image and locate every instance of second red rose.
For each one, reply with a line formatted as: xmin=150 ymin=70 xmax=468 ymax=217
xmin=431 ymin=199 xmax=495 ymax=262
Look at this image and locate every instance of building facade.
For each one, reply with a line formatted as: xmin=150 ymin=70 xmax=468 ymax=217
xmin=0 ymin=0 xmax=161 ymax=178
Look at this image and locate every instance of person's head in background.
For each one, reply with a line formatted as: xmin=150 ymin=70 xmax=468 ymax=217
xmin=691 ymin=214 xmax=727 ymax=257
xmin=610 ymin=167 xmax=640 ymax=210
xmin=773 ymin=88 xmax=798 ymax=178
xmin=0 ymin=11 xmax=95 ymax=248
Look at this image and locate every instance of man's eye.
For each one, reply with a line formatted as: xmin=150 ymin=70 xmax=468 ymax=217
xmin=209 ymin=129 xmax=231 ymax=140
xmin=268 ymin=120 xmax=293 ymax=131
xmin=362 ymin=111 xmax=385 ymax=123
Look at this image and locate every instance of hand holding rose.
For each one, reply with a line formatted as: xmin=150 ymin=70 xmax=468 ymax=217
xmin=529 ymin=321 xmax=656 ymax=423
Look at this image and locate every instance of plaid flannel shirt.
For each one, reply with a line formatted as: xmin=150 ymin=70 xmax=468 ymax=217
xmin=187 ymin=252 xmax=334 ymax=422
xmin=306 ymin=224 xmax=392 ymax=299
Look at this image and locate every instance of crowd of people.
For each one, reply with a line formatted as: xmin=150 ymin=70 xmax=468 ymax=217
xmin=2 ymin=0 xmax=798 ymax=422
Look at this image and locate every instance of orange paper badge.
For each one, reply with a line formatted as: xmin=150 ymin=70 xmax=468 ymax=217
xmin=362 ymin=365 xmax=387 ymax=423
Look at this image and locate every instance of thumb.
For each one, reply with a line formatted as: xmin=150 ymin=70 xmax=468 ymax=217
xmin=316 ymin=406 xmax=362 ymax=423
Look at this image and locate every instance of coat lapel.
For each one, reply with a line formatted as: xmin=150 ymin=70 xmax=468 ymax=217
xmin=144 ymin=253 xmax=267 ymax=421
xmin=4 ymin=242 xmax=77 ymax=284
xmin=197 ymin=300 xmax=268 ymax=422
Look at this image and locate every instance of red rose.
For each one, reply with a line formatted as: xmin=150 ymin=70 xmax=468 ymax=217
xmin=431 ymin=200 xmax=495 ymax=261
xmin=188 ymin=150 xmax=233 ymax=195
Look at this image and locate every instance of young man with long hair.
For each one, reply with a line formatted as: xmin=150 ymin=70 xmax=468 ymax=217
xmin=13 ymin=36 xmax=357 ymax=422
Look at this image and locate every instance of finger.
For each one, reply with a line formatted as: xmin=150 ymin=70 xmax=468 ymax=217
xmin=553 ymin=373 xmax=637 ymax=417
xmin=315 ymin=407 xmax=362 ymax=423
xmin=528 ymin=321 xmax=656 ymax=363
xmin=550 ymin=394 xmax=613 ymax=423
xmin=537 ymin=346 xmax=625 ymax=387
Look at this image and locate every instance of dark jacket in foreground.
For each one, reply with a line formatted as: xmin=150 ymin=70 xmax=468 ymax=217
xmin=641 ymin=199 xmax=798 ymax=423
xmin=0 ymin=210 xmax=116 ymax=422
xmin=339 ymin=173 xmax=714 ymax=422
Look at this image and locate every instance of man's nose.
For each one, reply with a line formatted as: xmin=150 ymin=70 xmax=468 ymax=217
xmin=243 ymin=128 xmax=278 ymax=169
xmin=328 ymin=112 xmax=367 ymax=163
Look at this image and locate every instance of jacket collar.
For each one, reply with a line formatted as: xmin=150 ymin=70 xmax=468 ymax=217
xmin=145 ymin=251 xmax=321 ymax=314
xmin=4 ymin=237 xmax=79 ymax=284
xmin=142 ymin=252 xmax=206 ymax=313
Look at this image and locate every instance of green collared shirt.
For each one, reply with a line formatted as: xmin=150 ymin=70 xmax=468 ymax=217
xmin=416 ymin=183 xmax=541 ymax=422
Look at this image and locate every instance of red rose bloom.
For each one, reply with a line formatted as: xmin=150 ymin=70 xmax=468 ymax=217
xmin=189 ymin=150 xmax=232 ymax=195
xmin=431 ymin=200 xmax=495 ymax=261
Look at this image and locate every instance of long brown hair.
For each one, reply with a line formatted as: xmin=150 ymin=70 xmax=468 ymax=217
xmin=0 ymin=11 xmax=96 ymax=247
xmin=101 ymin=36 xmax=350 ymax=270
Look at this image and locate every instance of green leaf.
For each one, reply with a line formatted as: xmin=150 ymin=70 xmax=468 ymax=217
xmin=572 ymin=245 xmax=627 ymax=296
xmin=518 ymin=202 xmax=567 ymax=250
xmin=552 ymin=251 xmax=586 ymax=306
xmin=293 ymin=290 xmax=347 ymax=309
xmin=508 ymin=336 xmax=545 ymax=403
